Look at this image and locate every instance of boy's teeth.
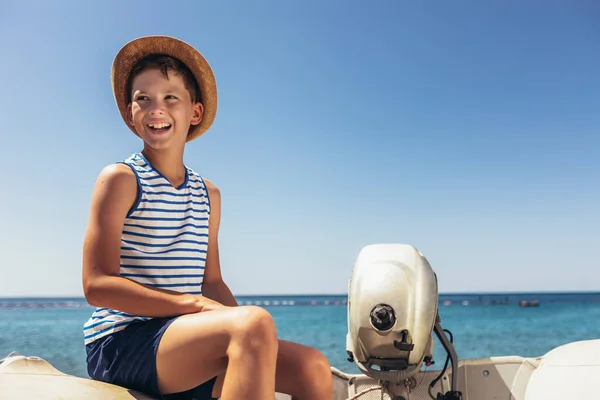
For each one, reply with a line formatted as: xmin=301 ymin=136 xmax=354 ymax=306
xmin=149 ymin=123 xmax=171 ymax=129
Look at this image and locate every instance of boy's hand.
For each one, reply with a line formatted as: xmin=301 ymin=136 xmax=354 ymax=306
xmin=194 ymin=295 xmax=227 ymax=312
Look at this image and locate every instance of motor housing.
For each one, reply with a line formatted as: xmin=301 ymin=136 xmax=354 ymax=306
xmin=346 ymin=244 xmax=438 ymax=380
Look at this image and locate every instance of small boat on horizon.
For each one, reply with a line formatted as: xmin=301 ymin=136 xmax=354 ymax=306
xmin=520 ymin=300 xmax=540 ymax=307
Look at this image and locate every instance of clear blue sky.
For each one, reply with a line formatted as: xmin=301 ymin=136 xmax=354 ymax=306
xmin=1 ymin=1 xmax=598 ymax=297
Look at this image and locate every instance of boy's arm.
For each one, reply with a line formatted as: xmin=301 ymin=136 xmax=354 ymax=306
xmin=201 ymin=179 xmax=239 ymax=307
xmin=82 ymin=164 xmax=223 ymax=316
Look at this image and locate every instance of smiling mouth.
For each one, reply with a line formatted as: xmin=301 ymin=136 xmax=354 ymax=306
xmin=147 ymin=122 xmax=172 ymax=133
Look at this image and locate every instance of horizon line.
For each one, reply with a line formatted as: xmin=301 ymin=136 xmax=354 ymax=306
xmin=2 ymin=289 xmax=600 ymax=300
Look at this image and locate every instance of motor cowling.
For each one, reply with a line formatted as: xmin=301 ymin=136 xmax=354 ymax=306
xmin=346 ymin=244 xmax=438 ymax=381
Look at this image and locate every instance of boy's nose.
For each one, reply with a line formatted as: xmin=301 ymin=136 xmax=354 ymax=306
xmin=149 ymin=98 xmax=167 ymax=113
xmin=149 ymin=101 xmax=166 ymax=114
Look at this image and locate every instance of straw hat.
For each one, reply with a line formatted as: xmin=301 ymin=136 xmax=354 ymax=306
xmin=111 ymin=35 xmax=218 ymax=142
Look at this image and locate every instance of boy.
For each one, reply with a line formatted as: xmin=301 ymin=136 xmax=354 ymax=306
xmin=82 ymin=36 xmax=333 ymax=400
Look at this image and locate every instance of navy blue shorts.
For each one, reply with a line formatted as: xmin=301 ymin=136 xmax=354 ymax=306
xmin=85 ymin=317 xmax=217 ymax=400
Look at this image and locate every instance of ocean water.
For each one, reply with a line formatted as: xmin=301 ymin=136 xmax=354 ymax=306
xmin=1 ymin=293 xmax=600 ymax=379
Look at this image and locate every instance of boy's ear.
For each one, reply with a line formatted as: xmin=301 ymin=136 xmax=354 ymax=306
xmin=127 ymin=104 xmax=135 ymax=126
xmin=190 ymin=102 xmax=204 ymax=126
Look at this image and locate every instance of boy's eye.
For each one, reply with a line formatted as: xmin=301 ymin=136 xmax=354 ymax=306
xmin=133 ymin=94 xmax=177 ymax=101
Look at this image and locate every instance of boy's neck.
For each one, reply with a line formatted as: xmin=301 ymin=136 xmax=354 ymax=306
xmin=141 ymin=146 xmax=187 ymax=187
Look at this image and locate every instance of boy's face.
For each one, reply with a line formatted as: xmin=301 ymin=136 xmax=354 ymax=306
xmin=127 ymin=68 xmax=203 ymax=150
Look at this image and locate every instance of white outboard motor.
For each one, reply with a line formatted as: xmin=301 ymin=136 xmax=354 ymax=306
xmin=346 ymin=244 xmax=462 ymax=400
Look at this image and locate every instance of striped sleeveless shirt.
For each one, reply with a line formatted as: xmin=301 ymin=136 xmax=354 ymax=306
xmin=83 ymin=153 xmax=211 ymax=345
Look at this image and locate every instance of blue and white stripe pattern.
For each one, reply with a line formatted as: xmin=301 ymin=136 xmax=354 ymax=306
xmin=83 ymin=153 xmax=211 ymax=345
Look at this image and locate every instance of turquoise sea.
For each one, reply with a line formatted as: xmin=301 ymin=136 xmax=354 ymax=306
xmin=1 ymin=292 xmax=600 ymax=379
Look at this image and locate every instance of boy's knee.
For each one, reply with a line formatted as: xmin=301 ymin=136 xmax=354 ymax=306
xmin=302 ymin=347 xmax=333 ymax=390
xmin=233 ymin=306 xmax=278 ymax=348
xmin=306 ymin=347 xmax=331 ymax=375
xmin=292 ymin=347 xmax=332 ymax=397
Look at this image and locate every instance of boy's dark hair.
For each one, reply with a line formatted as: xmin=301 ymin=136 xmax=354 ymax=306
xmin=126 ymin=54 xmax=201 ymax=104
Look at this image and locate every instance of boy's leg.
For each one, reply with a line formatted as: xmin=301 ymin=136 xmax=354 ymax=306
xmin=273 ymin=340 xmax=333 ymax=400
xmin=156 ymin=305 xmax=278 ymax=400
xmin=212 ymin=339 xmax=333 ymax=400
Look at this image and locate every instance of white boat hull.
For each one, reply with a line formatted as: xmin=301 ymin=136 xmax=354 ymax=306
xmin=2 ymin=339 xmax=600 ymax=399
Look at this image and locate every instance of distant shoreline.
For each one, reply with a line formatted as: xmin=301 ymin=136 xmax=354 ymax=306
xmin=2 ymin=290 xmax=600 ymax=300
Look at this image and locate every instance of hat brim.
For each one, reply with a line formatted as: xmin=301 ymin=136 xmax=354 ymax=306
xmin=112 ymin=36 xmax=217 ymax=142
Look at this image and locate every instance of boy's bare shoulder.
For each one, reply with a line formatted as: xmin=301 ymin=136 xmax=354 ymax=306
xmin=202 ymin=177 xmax=221 ymax=201
xmin=91 ymin=163 xmax=138 ymax=207
xmin=96 ymin=163 xmax=137 ymax=189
